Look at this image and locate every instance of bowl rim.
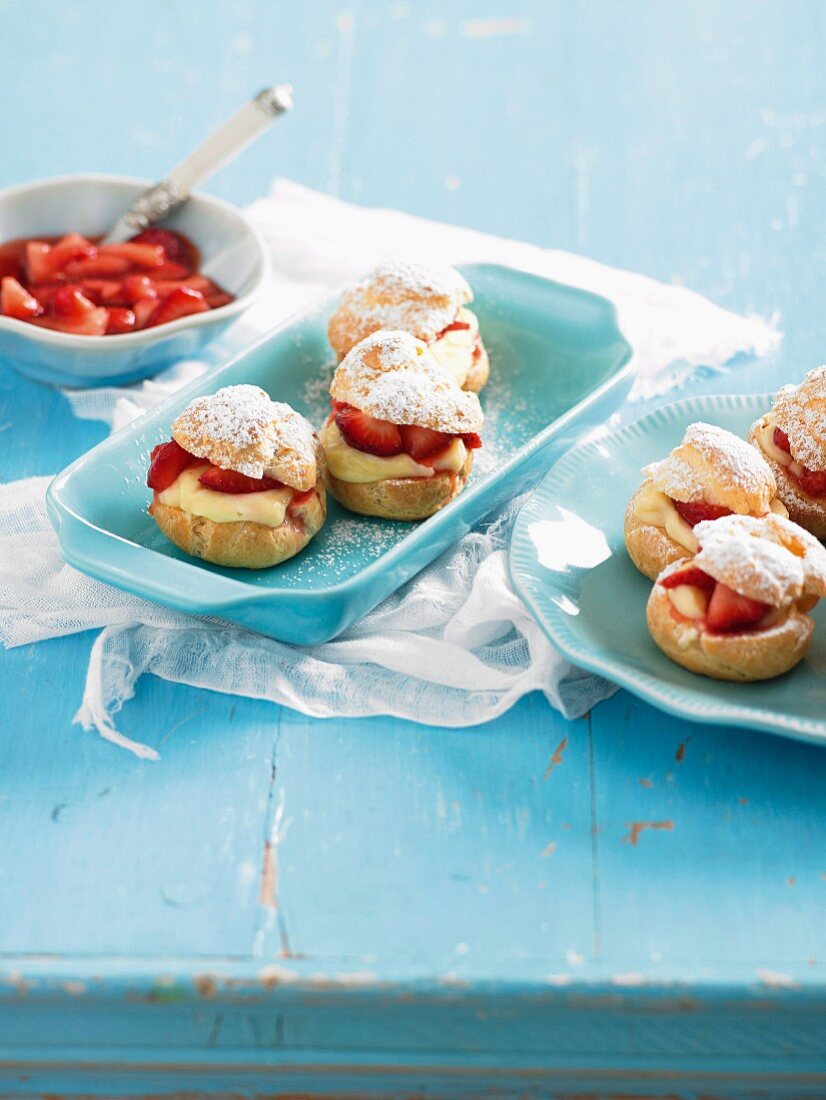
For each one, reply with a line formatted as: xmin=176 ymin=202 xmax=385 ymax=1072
xmin=0 ymin=172 xmax=270 ymax=351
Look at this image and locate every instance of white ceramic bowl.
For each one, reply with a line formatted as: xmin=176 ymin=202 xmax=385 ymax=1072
xmin=0 ymin=173 xmax=269 ymax=387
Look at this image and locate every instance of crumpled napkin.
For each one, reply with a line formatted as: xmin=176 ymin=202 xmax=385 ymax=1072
xmin=0 ymin=181 xmax=780 ymax=758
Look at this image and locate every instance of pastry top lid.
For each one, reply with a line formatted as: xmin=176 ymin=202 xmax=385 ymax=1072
xmin=692 ymin=513 xmax=826 ymax=607
xmin=328 ymin=260 xmax=472 ymax=355
xmin=644 ymin=422 xmax=777 ymax=513
xmin=172 ymin=384 xmax=321 ymax=491
xmin=772 ymin=365 xmax=826 ymax=471
xmin=330 ymin=330 xmax=484 ymax=434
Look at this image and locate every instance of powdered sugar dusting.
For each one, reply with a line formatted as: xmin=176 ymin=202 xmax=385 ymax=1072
xmin=773 ymin=365 xmax=826 ymax=472
xmin=644 ymin=421 xmax=776 ymax=512
xmin=172 ymin=385 xmax=319 ymax=490
xmin=331 ymin=330 xmax=484 ymax=434
xmin=693 ymin=513 xmax=826 ymax=606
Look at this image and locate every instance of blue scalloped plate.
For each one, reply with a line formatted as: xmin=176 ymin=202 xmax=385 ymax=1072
xmin=509 ymin=392 xmax=826 ymax=746
xmin=46 ymin=264 xmax=633 ymax=645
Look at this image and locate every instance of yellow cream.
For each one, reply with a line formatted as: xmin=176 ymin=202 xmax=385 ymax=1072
xmin=633 ymin=482 xmax=699 ymax=552
xmin=321 ymin=419 xmax=467 ymax=484
xmin=158 ymin=464 xmax=292 ymax=528
xmin=428 ymin=307 xmax=478 ymax=387
xmin=667 ymin=585 xmax=709 ymax=620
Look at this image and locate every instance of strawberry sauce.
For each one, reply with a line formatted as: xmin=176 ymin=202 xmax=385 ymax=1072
xmin=0 ymin=228 xmax=233 ymax=336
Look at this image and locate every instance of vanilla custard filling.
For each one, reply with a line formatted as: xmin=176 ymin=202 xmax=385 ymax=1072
xmin=428 ymin=307 xmax=479 ymax=387
xmin=632 ymin=482 xmax=699 ymax=552
xmin=157 ymin=464 xmax=293 ymax=528
xmin=321 ymin=419 xmax=467 ymax=484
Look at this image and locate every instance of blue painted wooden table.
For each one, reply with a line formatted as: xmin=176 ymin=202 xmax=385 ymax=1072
xmin=1 ymin=2 xmax=824 ymax=1096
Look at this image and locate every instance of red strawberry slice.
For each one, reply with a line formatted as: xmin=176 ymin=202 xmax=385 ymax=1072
xmin=205 ymin=291 xmax=234 ymax=309
xmin=147 ymin=439 xmax=198 ymax=491
xmin=773 ymin=427 xmax=791 ymax=454
xmin=64 ymin=255 xmax=131 ymax=279
xmin=705 ymin=582 xmax=770 ymax=634
xmin=288 ymin=488 xmax=316 ymax=513
xmin=146 ymin=260 xmax=191 ymax=280
xmin=399 ymin=423 xmax=452 ymax=460
xmin=435 ymin=319 xmax=472 ymax=339
xmin=44 ymin=233 xmax=97 ymax=275
xmin=462 ymin=432 xmax=482 ymax=450
xmin=122 ymin=274 xmax=158 ymax=304
xmin=198 ymin=467 xmax=283 ymax=494
xmin=99 ymin=242 xmax=164 ymax=268
xmin=52 ymin=285 xmax=98 ymax=321
xmin=151 ymin=275 xmax=212 ymax=296
xmin=105 ymin=307 xmax=136 ymax=334
xmin=25 ymin=242 xmax=54 ymax=283
xmin=130 ymin=228 xmax=198 ymax=269
xmin=335 ymin=404 xmax=403 ymax=456
xmin=1 ymin=276 xmax=43 ymax=320
xmin=673 ymin=499 xmax=733 ymax=527
xmin=795 ymin=467 xmax=826 ymax=498
xmin=77 ymin=278 xmax=124 ymax=305
xmin=147 ymin=287 xmax=209 ymax=327
xmin=34 ymin=307 xmax=109 ymax=336
xmin=659 ymin=566 xmax=716 ymax=591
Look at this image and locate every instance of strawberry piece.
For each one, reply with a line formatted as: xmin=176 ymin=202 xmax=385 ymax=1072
xmin=27 ymin=283 xmax=62 ymax=308
xmin=25 ymin=242 xmax=54 ymax=283
xmin=335 ymin=404 xmax=403 ymax=456
xmin=64 ymin=255 xmax=131 ymax=278
xmin=773 ymin=427 xmax=791 ymax=454
xmin=130 ymin=228 xmax=198 ymax=269
xmin=122 ymin=274 xmax=158 ymax=304
xmin=206 ymin=291 xmax=234 ymax=309
xmin=146 ymin=260 xmax=191 ymax=280
xmin=147 ymin=287 xmax=209 ymax=327
xmin=132 ymin=297 xmax=158 ymax=328
xmin=659 ymin=566 xmax=716 ymax=591
xmin=147 ymin=439 xmax=199 ymax=491
xmin=99 ymin=242 xmax=164 ymax=268
xmin=673 ymin=499 xmax=733 ymax=527
xmin=151 ymin=275 xmax=212 ymax=296
xmin=462 ymin=432 xmax=482 ymax=450
xmin=198 ymin=467 xmax=283 ymax=494
xmin=399 ymin=423 xmax=452 ymax=460
xmin=34 ymin=307 xmax=108 ymax=336
xmin=795 ymin=467 xmax=826 ymax=498
xmin=105 ymin=307 xmax=136 ymax=334
xmin=436 ymin=319 xmax=472 ymax=339
xmin=706 ymin=582 xmax=770 ymax=634
xmin=52 ymin=285 xmax=97 ymax=321
xmin=288 ymin=488 xmax=316 ymax=512
xmin=78 ymin=278 xmax=124 ymax=305
xmin=45 ymin=233 xmax=96 ymax=274
xmin=1 ymin=276 xmax=43 ymax=320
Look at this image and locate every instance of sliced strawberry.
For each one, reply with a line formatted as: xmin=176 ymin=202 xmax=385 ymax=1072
xmin=105 ymin=307 xmax=136 ymax=334
xmin=1 ymin=276 xmax=43 ymax=320
xmin=288 ymin=488 xmax=316 ymax=513
xmin=44 ymin=233 xmax=96 ymax=274
xmin=34 ymin=306 xmax=108 ymax=336
xmin=99 ymin=242 xmax=164 ymax=268
xmin=147 ymin=260 xmax=191 ymax=280
xmin=122 ymin=274 xmax=158 ymax=304
xmin=673 ymin=499 xmax=733 ymax=527
xmin=64 ymin=255 xmax=131 ymax=278
xmin=147 ymin=287 xmax=209 ymax=327
xmin=399 ymin=423 xmax=451 ymax=459
xmin=25 ymin=241 xmax=54 ymax=283
xmin=471 ymin=338 xmax=483 ymax=359
xmin=773 ymin=427 xmax=791 ymax=454
xmin=151 ymin=275 xmax=211 ymax=296
xmin=198 ymin=467 xmax=283 ymax=494
xmin=335 ymin=404 xmax=403 ymax=456
xmin=659 ymin=566 xmax=716 ymax=591
xmin=462 ymin=432 xmax=482 ymax=450
xmin=435 ymin=319 xmax=472 ymax=339
xmin=706 ymin=582 xmax=770 ymax=634
xmin=132 ymin=297 xmax=158 ymax=328
xmin=795 ymin=467 xmax=826 ymax=498
xmin=147 ymin=439 xmax=198 ymax=491
xmin=130 ymin=228 xmax=198 ymax=269
xmin=27 ymin=282 xmax=63 ymax=308
xmin=52 ymin=285 xmax=98 ymax=321
xmin=205 ymin=291 xmax=234 ymax=309
xmin=78 ymin=278 xmax=124 ymax=305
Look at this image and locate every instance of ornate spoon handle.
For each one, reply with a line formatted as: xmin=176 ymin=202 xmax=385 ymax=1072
xmin=103 ymin=85 xmax=293 ymax=243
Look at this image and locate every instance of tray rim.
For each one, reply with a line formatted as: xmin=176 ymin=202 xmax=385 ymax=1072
xmin=508 ymin=391 xmax=826 ymax=745
xmin=47 ymin=263 xmax=635 ymax=622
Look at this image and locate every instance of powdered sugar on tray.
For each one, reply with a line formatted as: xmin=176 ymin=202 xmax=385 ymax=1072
xmin=772 ymin=365 xmax=826 ymax=472
xmin=693 ymin=513 xmax=826 ymax=606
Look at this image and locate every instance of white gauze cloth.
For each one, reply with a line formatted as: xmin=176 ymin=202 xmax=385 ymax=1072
xmin=0 ymin=181 xmax=780 ymax=759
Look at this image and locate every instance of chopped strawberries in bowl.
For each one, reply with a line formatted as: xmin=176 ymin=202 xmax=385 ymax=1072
xmin=0 ymin=228 xmax=233 ymax=337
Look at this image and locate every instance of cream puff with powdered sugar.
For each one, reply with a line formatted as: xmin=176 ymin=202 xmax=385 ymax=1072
xmin=625 ymin=422 xmax=788 ymax=581
xmin=327 ymin=260 xmax=490 ymax=392
xmin=321 ymin=330 xmax=484 ymax=520
xmin=749 ymin=366 xmax=826 ymax=539
xmin=647 ymin=513 xmax=826 ymax=682
xmin=147 ymin=385 xmax=326 ymax=569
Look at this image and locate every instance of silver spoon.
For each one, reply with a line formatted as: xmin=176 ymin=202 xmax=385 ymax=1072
xmin=103 ymin=85 xmax=293 ymax=244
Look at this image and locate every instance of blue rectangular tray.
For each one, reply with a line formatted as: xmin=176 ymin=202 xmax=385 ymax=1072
xmin=46 ymin=263 xmax=633 ymax=644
